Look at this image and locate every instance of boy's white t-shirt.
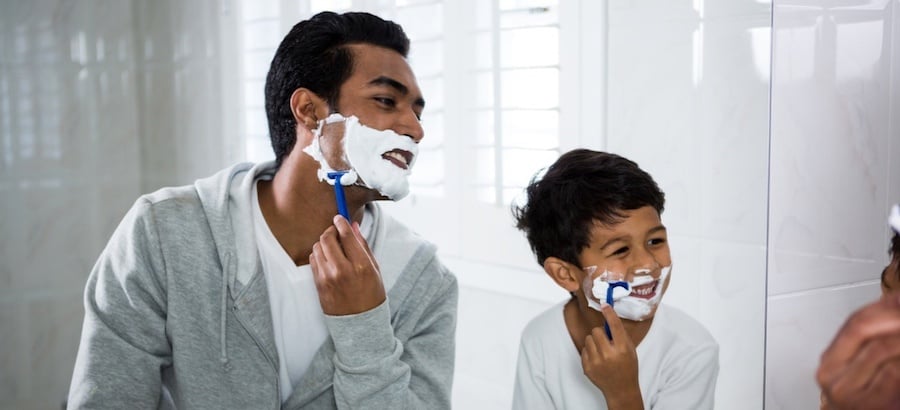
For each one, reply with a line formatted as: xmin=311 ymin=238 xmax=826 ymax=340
xmin=251 ymin=181 xmax=374 ymax=402
xmin=512 ymin=302 xmax=719 ymax=410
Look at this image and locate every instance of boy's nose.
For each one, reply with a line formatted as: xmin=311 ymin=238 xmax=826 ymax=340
xmin=628 ymin=262 xmax=661 ymax=282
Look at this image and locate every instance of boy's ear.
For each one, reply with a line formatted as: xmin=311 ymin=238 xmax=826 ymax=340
xmin=289 ymin=88 xmax=330 ymax=130
xmin=543 ymin=257 xmax=582 ymax=293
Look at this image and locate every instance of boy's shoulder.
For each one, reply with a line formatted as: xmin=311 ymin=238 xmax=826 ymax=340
xmin=520 ymin=301 xmax=570 ymax=351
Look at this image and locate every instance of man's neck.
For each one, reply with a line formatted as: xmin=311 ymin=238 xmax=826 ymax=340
xmin=257 ymin=152 xmax=367 ymax=265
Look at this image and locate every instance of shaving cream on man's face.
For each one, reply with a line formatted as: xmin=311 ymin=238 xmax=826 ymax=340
xmin=302 ymin=114 xmax=419 ymax=200
xmin=582 ymin=265 xmax=672 ymax=321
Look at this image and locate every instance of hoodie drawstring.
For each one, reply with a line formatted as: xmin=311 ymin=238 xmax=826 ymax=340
xmin=220 ymin=253 xmax=231 ymax=371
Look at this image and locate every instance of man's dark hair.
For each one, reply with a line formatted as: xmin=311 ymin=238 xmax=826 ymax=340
xmin=512 ymin=149 xmax=665 ymax=267
xmin=892 ymin=232 xmax=900 ymax=257
xmin=882 ymin=232 xmax=900 ymax=290
xmin=264 ymin=11 xmax=410 ymax=166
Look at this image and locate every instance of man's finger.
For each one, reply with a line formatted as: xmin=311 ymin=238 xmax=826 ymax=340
xmin=331 ymin=215 xmax=373 ymax=264
xmin=819 ymin=299 xmax=900 ymax=378
xmin=317 ymin=225 xmax=348 ymax=266
xmin=825 ymin=334 xmax=900 ymax=403
xmin=332 ymin=215 xmax=379 ymax=272
xmin=309 ymin=242 xmax=325 ymax=279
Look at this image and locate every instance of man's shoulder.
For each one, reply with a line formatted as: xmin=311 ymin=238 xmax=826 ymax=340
xmin=140 ymin=184 xmax=200 ymax=207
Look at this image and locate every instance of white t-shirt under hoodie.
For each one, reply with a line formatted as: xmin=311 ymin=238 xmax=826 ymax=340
xmin=252 ymin=181 xmax=374 ymax=402
xmin=512 ymin=301 xmax=719 ymax=410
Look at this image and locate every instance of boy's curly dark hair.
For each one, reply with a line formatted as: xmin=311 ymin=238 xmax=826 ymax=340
xmin=512 ymin=149 xmax=665 ymax=267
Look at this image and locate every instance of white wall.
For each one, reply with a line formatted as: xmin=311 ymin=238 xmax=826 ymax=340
xmin=0 ymin=1 xmax=234 ymax=408
xmin=765 ymin=1 xmax=900 ymax=408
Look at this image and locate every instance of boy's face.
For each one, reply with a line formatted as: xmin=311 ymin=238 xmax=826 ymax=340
xmin=577 ymin=206 xmax=672 ymax=321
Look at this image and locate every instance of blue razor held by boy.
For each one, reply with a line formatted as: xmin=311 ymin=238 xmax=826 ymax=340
xmin=604 ymin=281 xmax=630 ymax=340
xmin=327 ymin=171 xmax=351 ymax=220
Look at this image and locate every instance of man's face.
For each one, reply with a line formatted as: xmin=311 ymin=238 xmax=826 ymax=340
xmin=577 ymin=206 xmax=672 ymax=321
xmin=314 ymin=43 xmax=425 ymax=199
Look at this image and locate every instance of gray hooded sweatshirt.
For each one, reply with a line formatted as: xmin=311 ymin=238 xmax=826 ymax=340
xmin=67 ymin=162 xmax=458 ymax=409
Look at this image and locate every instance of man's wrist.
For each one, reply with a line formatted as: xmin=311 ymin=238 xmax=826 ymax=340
xmin=324 ymin=299 xmax=396 ymax=368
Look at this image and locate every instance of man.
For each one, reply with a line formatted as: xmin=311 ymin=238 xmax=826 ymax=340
xmin=67 ymin=11 xmax=457 ymax=409
xmin=816 ymin=204 xmax=900 ymax=409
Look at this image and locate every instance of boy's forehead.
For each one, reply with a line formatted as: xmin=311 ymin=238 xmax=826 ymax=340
xmin=590 ymin=207 xmax=662 ymax=230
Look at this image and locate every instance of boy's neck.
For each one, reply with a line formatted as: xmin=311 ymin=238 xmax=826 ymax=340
xmin=564 ymin=299 xmax=654 ymax=353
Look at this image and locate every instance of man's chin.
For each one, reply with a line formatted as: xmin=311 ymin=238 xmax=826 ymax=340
xmin=351 ymin=185 xmax=394 ymax=202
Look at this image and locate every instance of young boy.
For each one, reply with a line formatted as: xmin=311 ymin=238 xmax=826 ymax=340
xmin=512 ymin=149 xmax=719 ymax=409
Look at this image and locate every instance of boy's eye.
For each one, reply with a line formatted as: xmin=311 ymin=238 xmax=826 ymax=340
xmin=375 ymin=97 xmax=396 ymax=107
xmin=649 ymin=238 xmax=667 ymax=246
xmin=611 ymin=247 xmax=629 ymax=256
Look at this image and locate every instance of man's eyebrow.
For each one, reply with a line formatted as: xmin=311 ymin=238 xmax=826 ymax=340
xmin=369 ymin=76 xmax=426 ymax=108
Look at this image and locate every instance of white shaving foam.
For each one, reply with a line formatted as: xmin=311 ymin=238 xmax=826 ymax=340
xmin=583 ymin=265 xmax=672 ymax=321
xmin=302 ymin=114 xmax=417 ymax=199
xmin=890 ymin=204 xmax=900 ymax=234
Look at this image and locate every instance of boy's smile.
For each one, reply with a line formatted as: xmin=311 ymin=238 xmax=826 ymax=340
xmin=630 ymin=280 xmax=659 ymax=299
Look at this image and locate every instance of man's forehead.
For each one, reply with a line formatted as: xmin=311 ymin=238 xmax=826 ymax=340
xmin=343 ymin=44 xmax=425 ymax=104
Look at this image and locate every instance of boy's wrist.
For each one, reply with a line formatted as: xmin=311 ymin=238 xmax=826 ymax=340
xmin=604 ymin=386 xmax=644 ymax=410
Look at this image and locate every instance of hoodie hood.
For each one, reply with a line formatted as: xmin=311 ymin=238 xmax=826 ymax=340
xmin=194 ymin=161 xmax=276 ymax=290
xmin=193 ymin=161 xmax=275 ymax=370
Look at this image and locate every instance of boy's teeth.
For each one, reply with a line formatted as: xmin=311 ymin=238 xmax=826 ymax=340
xmin=632 ymin=284 xmax=654 ymax=296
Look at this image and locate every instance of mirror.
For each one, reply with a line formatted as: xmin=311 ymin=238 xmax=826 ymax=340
xmin=0 ymin=1 xmax=770 ymax=408
xmin=377 ymin=1 xmax=770 ymax=409
xmin=603 ymin=2 xmax=770 ymax=408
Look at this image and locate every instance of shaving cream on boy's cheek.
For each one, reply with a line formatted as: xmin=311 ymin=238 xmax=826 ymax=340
xmin=582 ymin=265 xmax=672 ymax=321
xmin=302 ymin=113 xmax=418 ymax=199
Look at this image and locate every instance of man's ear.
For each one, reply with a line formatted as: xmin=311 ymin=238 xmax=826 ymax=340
xmin=543 ymin=257 xmax=582 ymax=293
xmin=289 ymin=88 xmax=330 ymax=130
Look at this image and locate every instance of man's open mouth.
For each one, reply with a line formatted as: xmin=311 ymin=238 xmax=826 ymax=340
xmin=382 ymin=149 xmax=414 ymax=170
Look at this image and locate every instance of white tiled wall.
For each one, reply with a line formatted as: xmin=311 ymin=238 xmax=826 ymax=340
xmin=606 ymin=2 xmax=771 ymax=408
xmin=765 ymin=1 xmax=900 ymax=408
xmin=0 ymin=1 xmax=232 ymax=408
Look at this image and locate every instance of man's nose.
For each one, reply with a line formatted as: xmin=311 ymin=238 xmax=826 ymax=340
xmin=396 ymin=110 xmax=424 ymax=143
